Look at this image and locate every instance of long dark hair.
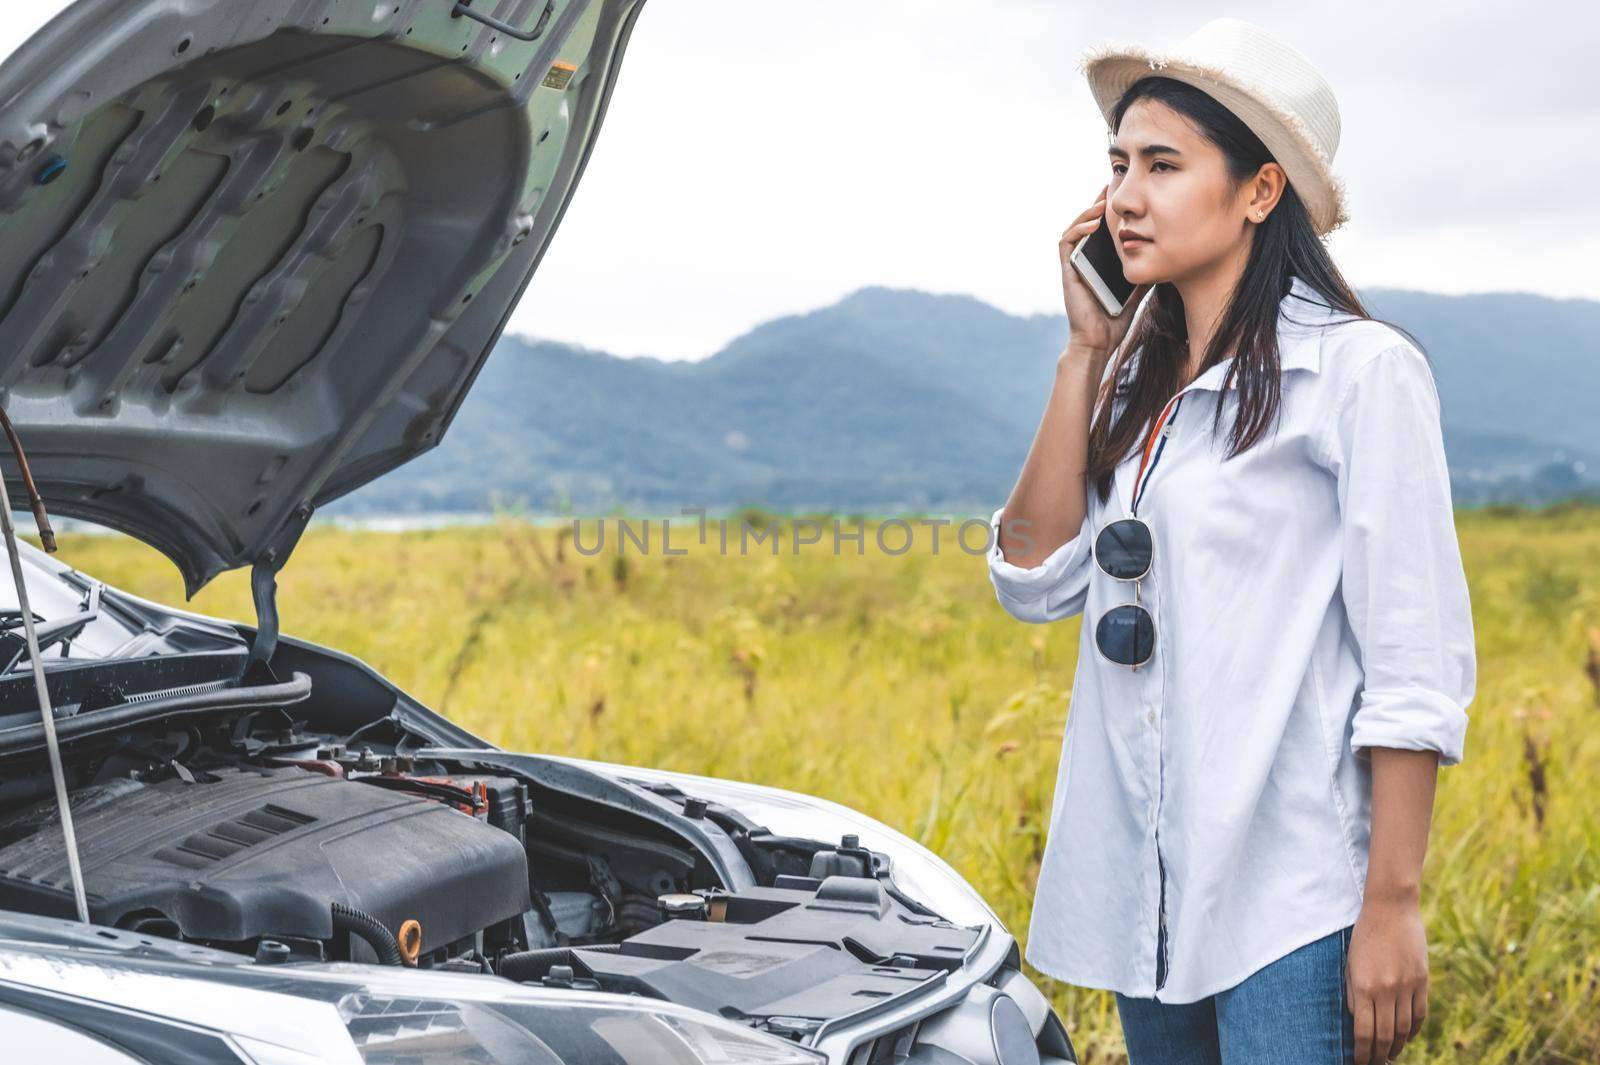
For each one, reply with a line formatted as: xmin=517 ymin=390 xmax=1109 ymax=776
xmin=1086 ymin=76 xmax=1429 ymax=504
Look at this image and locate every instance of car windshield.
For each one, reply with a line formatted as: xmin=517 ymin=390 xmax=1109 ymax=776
xmin=0 ymin=539 xmax=248 ymax=723
xmin=0 ymin=541 xmax=231 ymax=664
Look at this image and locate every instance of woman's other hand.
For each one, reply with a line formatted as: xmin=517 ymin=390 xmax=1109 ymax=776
xmin=1058 ymin=184 xmax=1151 ymax=360
xmin=1346 ymin=895 xmax=1429 ymax=1063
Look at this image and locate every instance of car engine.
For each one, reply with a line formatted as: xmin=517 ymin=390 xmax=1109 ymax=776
xmin=0 ymin=698 xmax=1005 ymax=1053
xmin=0 ymin=764 xmax=533 ymax=965
xmin=0 ymin=646 xmax=1088 ymax=1061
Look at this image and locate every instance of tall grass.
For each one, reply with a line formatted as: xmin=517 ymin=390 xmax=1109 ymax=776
xmin=56 ymin=503 xmax=1600 ymax=1063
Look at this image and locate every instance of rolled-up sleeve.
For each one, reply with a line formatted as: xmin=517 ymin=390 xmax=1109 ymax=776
xmin=1321 ymin=344 xmax=1476 ymax=767
xmin=987 ymin=503 xmax=1097 ymax=624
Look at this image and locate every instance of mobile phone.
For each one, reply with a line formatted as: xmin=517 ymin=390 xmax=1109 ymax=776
xmin=1069 ymin=214 xmax=1136 ymax=317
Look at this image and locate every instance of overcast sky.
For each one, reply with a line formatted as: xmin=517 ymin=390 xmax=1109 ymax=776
xmin=5 ymin=2 xmax=1594 ymax=361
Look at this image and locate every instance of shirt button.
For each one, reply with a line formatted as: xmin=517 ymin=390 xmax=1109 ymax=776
xmin=1146 ymin=709 xmax=1156 ymax=725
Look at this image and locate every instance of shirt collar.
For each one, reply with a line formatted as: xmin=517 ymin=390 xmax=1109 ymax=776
xmin=1125 ymin=276 xmax=1342 ymax=393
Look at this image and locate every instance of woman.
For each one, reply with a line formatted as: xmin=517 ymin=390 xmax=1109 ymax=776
xmin=987 ymin=18 xmax=1475 ymax=1065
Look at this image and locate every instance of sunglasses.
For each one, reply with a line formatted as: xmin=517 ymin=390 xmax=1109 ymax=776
xmin=1091 ymin=516 xmax=1156 ymax=669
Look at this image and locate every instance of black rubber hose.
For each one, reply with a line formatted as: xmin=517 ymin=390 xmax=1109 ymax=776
xmin=332 ymin=902 xmax=403 ymax=966
xmin=498 ymin=943 xmax=622 ymax=983
xmin=0 ymin=672 xmax=314 ymax=758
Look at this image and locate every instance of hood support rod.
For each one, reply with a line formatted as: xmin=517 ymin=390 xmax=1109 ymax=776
xmin=0 ymin=413 xmax=88 ymax=924
xmin=0 ymin=405 xmax=56 ymax=553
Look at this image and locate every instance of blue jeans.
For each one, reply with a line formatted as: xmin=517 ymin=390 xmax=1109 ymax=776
xmin=1115 ymin=923 xmax=1357 ymax=1065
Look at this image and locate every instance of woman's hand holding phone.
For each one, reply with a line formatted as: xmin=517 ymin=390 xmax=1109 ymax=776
xmin=1001 ymin=189 xmax=1142 ymax=570
xmin=1058 ymin=185 xmax=1150 ymax=370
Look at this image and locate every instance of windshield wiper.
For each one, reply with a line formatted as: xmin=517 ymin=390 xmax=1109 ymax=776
xmin=0 ymin=581 xmax=102 ymax=674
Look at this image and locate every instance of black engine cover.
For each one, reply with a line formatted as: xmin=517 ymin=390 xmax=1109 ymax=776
xmin=572 ymin=876 xmax=982 ymax=1022
xmin=0 ymin=766 xmax=530 ymax=960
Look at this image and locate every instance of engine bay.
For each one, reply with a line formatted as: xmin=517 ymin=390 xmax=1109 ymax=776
xmin=0 ymin=762 xmax=533 ymax=965
xmin=0 ymin=681 xmax=983 ymax=1046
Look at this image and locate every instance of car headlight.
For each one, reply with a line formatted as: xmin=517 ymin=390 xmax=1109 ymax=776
xmin=335 ymin=987 xmax=824 ymax=1064
xmin=0 ymin=937 xmax=823 ymax=1065
xmin=575 ymin=760 xmax=1003 ymax=931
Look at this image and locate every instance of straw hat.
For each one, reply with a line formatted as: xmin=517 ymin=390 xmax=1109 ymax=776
xmin=1079 ymin=17 xmax=1350 ymax=237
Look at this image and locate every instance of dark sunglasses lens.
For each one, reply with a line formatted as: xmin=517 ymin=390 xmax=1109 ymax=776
xmin=1097 ymin=604 xmax=1156 ymax=666
xmin=1095 ymin=519 xmax=1152 ymax=580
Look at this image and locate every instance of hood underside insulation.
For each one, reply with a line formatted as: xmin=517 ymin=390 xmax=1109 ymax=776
xmin=0 ymin=0 xmax=644 ymax=593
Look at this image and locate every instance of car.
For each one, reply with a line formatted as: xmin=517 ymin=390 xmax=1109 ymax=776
xmin=0 ymin=2 xmax=1077 ymax=1062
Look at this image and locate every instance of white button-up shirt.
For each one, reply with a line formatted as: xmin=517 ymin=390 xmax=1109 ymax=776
xmin=987 ymin=275 xmax=1476 ymax=1003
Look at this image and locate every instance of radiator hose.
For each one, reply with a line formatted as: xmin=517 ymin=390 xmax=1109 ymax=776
xmin=332 ymin=902 xmax=403 ymax=966
xmin=498 ymin=943 xmax=622 ymax=983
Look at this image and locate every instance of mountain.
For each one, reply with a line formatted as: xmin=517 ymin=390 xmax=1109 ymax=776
xmin=329 ymin=286 xmax=1600 ymax=515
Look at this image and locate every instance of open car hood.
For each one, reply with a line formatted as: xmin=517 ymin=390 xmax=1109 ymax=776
xmin=0 ymin=0 xmax=645 ymax=595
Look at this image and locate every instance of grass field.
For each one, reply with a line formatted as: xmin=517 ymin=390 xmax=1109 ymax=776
xmin=51 ymin=502 xmax=1600 ymax=1063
